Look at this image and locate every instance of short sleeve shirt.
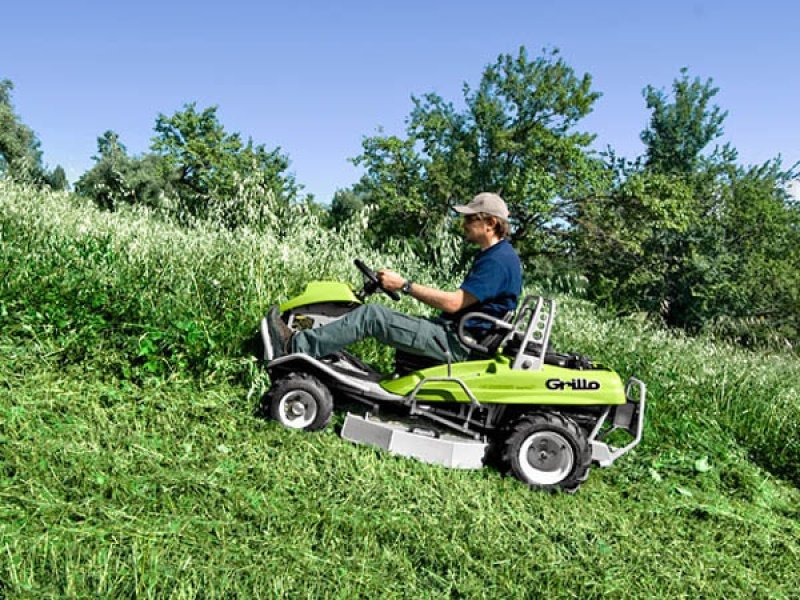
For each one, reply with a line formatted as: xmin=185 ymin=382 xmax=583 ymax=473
xmin=441 ymin=239 xmax=522 ymax=332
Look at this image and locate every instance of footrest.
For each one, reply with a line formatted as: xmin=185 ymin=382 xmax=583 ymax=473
xmin=341 ymin=413 xmax=488 ymax=469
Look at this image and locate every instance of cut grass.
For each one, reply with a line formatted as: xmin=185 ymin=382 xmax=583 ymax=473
xmin=1 ymin=337 xmax=799 ymax=598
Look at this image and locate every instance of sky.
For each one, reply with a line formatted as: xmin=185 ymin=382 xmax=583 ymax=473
xmin=2 ymin=0 xmax=798 ymax=203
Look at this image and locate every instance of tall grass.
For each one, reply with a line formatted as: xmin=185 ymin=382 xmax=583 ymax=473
xmin=0 ymin=181 xmax=464 ymax=382
xmin=2 ymin=180 xmax=799 ymax=597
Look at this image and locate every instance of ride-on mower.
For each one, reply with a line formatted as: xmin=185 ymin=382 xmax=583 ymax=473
xmin=259 ymin=260 xmax=646 ymax=492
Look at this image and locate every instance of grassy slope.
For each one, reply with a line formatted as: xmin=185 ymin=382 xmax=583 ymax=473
xmin=1 ymin=183 xmax=799 ymax=598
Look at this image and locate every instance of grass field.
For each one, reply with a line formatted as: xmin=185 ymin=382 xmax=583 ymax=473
xmin=1 ymin=182 xmax=798 ymax=598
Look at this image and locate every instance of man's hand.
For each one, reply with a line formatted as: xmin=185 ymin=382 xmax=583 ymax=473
xmin=377 ymin=269 xmax=405 ymax=292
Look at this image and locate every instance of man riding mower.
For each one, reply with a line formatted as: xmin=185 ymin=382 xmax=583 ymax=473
xmin=259 ymin=194 xmax=646 ymax=492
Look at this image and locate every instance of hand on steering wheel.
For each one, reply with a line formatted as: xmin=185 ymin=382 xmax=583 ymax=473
xmin=354 ymin=259 xmax=401 ymax=301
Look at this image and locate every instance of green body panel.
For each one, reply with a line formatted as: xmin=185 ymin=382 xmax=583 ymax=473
xmin=280 ymin=281 xmax=361 ymax=312
xmin=381 ymin=355 xmax=626 ymax=406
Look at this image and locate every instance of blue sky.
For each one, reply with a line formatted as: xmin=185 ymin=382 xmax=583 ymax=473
xmin=3 ymin=0 xmax=798 ymax=202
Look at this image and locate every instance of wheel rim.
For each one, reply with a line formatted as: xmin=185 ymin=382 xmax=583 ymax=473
xmin=276 ymin=390 xmax=318 ymax=429
xmin=518 ymin=431 xmax=575 ymax=485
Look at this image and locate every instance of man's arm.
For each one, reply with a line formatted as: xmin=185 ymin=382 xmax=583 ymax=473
xmin=378 ymin=270 xmax=477 ymax=314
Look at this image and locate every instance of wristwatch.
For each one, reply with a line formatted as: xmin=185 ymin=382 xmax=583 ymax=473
xmin=401 ymin=280 xmax=414 ymax=295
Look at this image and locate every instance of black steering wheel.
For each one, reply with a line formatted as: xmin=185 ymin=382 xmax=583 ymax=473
xmin=354 ymin=259 xmax=401 ymax=301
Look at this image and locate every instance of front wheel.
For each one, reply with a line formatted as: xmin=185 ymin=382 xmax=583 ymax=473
xmin=502 ymin=413 xmax=591 ymax=493
xmin=265 ymin=373 xmax=334 ymax=432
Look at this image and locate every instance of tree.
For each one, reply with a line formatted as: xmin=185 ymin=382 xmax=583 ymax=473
xmin=353 ymin=47 xmax=607 ymax=265
xmin=75 ymin=130 xmax=176 ymax=211
xmin=76 ymin=105 xmax=303 ymax=230
xmin=640 ymin=68 xmax=728 ymax=174
xmin=0 ymin=79 xmax=45 ymax=183
xmin=328 ymin=188 xmax=366 ymax=229
xmin=690 ymin=161 xmax=800 ymax=346
xmin=45 ymin=165 xmax=68 ymax=191
xmin=576 ymin=68 xmax=800 ymax=349
xmin=151 ymin=103 xmax=300 ymax=219
xmin=1 ymin=78 xmax=68 ymax=189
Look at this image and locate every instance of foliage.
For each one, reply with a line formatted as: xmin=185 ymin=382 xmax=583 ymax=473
xmin=75 ymin=130 xmax=178 ymax=211
xmin=641 ymin=68 xmax=728 ymax=174
xmin=152 ymin=103 xmax=300 ymax=221
xmin=576 ymin=69 xmax=800 ymax=349
xmin=694 ymin=161 xmax=800 ymax=346
xmin=75 ymin=104 xmax=302 ymax=230
xmin=0 ymin=78 xmax=66 ymax=189
xmin=44 ymin=164 xmax=68 ymax=191
xmin=328 ymin=188 xmax=366 ymax=230
xmin=353 ymin=47 xmax=607 ymax=266
xmin=576 ymin=170 xmax=699 ymax=313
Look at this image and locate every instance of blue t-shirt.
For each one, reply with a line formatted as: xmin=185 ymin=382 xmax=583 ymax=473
xmin=441 ymin=239 xmax=522 ymax=333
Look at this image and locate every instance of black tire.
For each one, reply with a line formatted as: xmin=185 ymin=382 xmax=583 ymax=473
xmin=265 ymin=373 xmax=334 ymax=432
xmin=502 ymin=412 xmax=591 ymax=493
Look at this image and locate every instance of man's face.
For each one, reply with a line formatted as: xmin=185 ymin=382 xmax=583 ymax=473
xmin=462 ymin=213 xmax=494 ymax=244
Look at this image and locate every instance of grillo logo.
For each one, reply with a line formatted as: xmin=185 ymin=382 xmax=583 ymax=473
xmin=546 ymin=378 xmax=601 ymax=391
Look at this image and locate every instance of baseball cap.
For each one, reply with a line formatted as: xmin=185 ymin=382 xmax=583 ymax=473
xmin=453 ymin=192 xmax=509 ymax=220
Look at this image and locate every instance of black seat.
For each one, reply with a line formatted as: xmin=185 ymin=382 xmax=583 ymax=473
xmin=393 ymin=350 xmax=442 ymax=376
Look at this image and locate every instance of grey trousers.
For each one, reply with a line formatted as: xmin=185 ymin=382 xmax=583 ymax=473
xmin=291 ymin=304 xmax=471 ymax=362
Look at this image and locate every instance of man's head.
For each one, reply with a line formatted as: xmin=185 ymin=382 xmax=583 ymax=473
xmin=454 ymin=192 xmax=510 ymax=242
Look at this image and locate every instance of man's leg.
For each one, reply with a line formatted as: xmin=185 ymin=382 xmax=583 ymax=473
xmin=291 ymin=304 xmax=467 ymax=361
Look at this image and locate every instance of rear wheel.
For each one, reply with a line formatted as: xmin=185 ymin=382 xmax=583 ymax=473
xmin=265 ymin=373 xmax=333 ymax=432
xmin=503 ymin=412 xmax=591 ymax=493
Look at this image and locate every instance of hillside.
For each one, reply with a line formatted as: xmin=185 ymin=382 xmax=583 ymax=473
xmin=1 ymin=182 xmax=798 ymax=598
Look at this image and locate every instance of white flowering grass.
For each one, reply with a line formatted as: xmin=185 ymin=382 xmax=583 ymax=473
xmin=0 ymin=180 xmax=464 ymax=378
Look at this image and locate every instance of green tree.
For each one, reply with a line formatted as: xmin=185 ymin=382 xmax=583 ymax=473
xmin=75 ymin=131 xmax=175 ymax=211
xmin=328 ymin=188 xmax=366 ymax=229
xmin=577 ymin=68 xmax=800 ymax=349
xmin=45 ymin=165 xmax=68 ymax=191
xmin=690 ymin=161 xmax=800 ymax=346
xmin=0 ymin=79 xmax=42 ymax=181
xmin=353 ymin=48 xmax=607 ymax=265
xmin=0 ymin=78 xmax=66 ymax=188
xmin=640 ymin=68 xmax=728 ymax=174
xmin=576 ymin=171 xmax=700 ymax=313
xmin=151 ymin=103 xmax=300 ymax=219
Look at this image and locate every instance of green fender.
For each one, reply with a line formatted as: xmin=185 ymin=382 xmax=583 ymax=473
xmin=280 ymin=281 xmax=361 ymax=313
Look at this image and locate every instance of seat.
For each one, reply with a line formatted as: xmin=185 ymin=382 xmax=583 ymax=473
xmin=393 ymin=349 xmax=442 ymax=375
xmin=456 ymin=296 xmax=595 ymax=371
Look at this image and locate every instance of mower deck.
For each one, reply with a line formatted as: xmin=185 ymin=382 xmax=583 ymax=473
xmin=341 ymin=413 xmax=488 ymax=469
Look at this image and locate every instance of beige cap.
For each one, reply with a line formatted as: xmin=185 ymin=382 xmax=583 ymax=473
xmin=454 ymin=192 xmax=509 ymax=220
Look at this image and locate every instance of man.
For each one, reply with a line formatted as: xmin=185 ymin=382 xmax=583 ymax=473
xmin=267 ymin=192 xmax=522 ymax=363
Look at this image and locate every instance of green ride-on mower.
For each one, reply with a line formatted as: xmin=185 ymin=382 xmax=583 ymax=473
xmin=259 ymin=259 xmax=646 ymax=493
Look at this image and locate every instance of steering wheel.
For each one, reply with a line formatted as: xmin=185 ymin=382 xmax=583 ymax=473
xmin=354 ymin=259 xmax=401 ymax=301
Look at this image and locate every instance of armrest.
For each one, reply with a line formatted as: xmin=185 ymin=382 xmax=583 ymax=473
xmin=456 ymin=312 xmax=514 ymax=354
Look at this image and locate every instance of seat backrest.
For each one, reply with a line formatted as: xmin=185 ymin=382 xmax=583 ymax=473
xmin=457 ymin=310 xmax=515 ymax=358
xmin=474 ymin=310 xmax=515 ymax=356
xmin=457 ymin=296 xmax=557 ymax=371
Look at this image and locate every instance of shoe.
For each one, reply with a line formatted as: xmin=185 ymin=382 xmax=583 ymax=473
xmin=266 ymin=306 xmax=293 ymax=360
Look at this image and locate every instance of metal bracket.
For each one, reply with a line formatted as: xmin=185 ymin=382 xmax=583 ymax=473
xmin=589 ymin=377 xmax=647 ymax=467
xmin=406 ymin=376 xmax=483 ymax=439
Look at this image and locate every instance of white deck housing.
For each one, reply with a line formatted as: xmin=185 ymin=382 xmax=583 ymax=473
xmin=341 ymin=413 xmax=488 ymax=469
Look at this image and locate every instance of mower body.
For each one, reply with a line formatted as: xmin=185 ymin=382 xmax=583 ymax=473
xmin=261 ymin=265 xmax=646 ymax=492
